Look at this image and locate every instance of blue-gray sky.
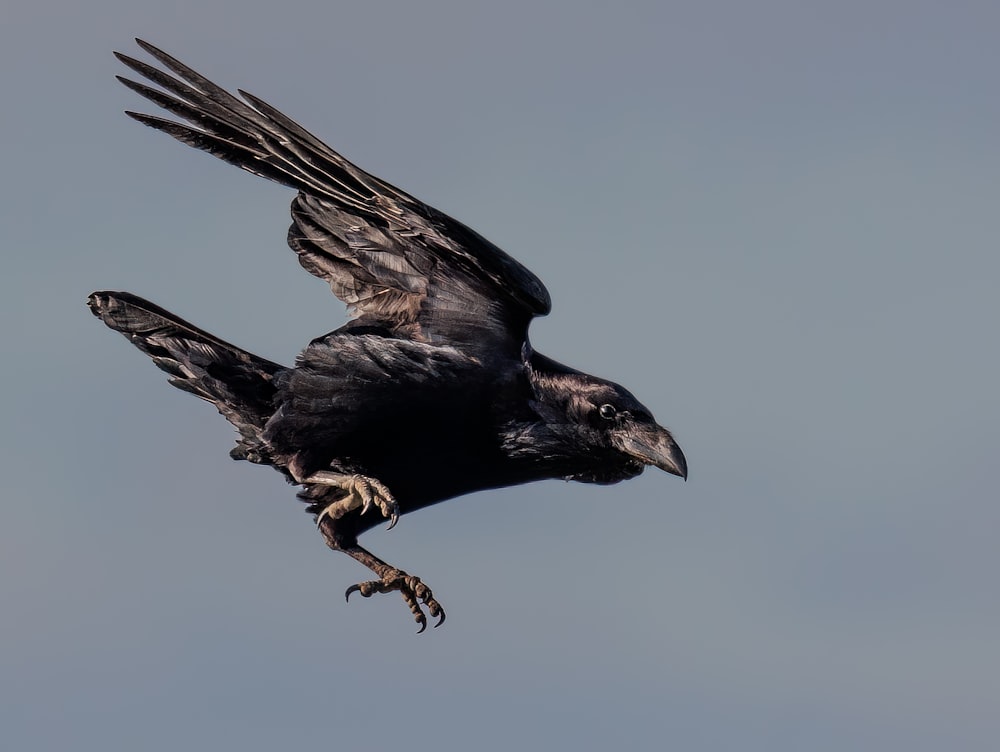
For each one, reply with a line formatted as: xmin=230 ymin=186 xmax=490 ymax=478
xmin=3 ymin=2 xmax=998 ymax=750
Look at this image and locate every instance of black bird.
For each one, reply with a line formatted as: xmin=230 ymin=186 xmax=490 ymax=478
xmin=89 ymin=40 xmax=688 ymax=631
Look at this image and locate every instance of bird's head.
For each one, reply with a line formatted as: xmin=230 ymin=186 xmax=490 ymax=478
xmin=524 ymin=352 xmax=687 ymax=485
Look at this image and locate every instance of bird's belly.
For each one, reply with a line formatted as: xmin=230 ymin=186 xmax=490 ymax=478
xmin=305 ymin=397 xmax=517 ymax=511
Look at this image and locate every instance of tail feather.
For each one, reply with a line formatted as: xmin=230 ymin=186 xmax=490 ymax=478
xmin=88 ymin=291 xmax=284 ymax=463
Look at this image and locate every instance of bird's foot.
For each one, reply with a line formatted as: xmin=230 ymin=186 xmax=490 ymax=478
xmin=304 ymin=471 xmax=399 ymax=529
xmin=346 ymin=569 xmax=446 ymax=633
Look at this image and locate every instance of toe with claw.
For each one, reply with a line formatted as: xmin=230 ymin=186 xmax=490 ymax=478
xmin=346 ymin=569 xmax=446 ymax=633
xmin=305 ymin=471 xmax=400 ymax=529
xmin=352 ymin=475 xmax=400 ymax=529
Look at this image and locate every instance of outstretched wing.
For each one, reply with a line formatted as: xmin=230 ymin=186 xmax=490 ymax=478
xmin=115 ymin=39 xmax=551 ymax=360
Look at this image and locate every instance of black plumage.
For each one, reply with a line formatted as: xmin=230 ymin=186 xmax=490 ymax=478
xmin=89 ymin=40 xmax=688 ymax=631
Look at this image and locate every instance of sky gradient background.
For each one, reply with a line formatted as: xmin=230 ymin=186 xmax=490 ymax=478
xmin=3 ymin=2 xmax=998 ymax=750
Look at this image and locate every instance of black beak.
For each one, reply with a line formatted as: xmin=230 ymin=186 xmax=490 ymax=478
xmin=619 ymin=425 xmax=688 ymax=480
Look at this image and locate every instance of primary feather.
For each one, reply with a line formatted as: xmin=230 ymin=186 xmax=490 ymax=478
xmin=91 ymin=40 xmax=687 ymax=631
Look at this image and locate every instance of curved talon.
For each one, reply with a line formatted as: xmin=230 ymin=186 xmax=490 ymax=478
xmin=308 ymin=472 xmax=400 ymax=528
xmin=355 ymin=475 xmax=374 ymax=516
xmin=354 ymin=474 xmax=399 ymax=527
xmin=413 ymin=613 xmax=428 ymax=633
xmin=342 ymin=571 xmax=444 ymax=632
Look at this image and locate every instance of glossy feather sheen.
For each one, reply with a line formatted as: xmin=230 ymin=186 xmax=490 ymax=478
xmin=90 ymin=40 xmax=687 ymax=628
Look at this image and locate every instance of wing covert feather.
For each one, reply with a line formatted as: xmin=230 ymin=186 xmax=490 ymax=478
xmin=116 ymin=40 xmax=551 ymax=358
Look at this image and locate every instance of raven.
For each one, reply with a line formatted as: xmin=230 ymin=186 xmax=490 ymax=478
xmin=89 ymin=40 xmax=688 ymax=631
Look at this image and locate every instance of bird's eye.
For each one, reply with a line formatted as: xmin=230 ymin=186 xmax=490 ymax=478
xmin=598 ymin=404 xmax=617 ymax=420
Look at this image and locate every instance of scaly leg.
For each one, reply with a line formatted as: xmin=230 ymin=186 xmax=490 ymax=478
xmin=316 ymin=519 xmax=445 ymax=633
xmin=344 ymin=546 xmax=446 ymax=633
xmin=303 ymin=471 xmax=399 ymax=529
